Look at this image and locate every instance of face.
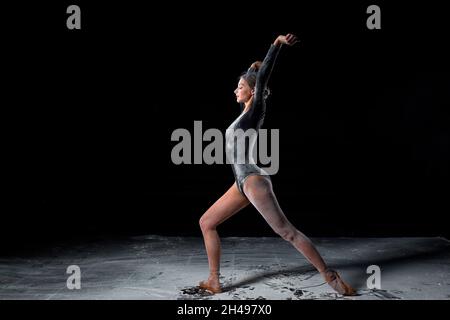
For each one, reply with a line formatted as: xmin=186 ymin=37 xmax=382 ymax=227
xmin=234 ymin=78 xmax=254 ymax=104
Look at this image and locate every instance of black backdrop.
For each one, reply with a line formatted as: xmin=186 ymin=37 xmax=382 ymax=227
xmin=3 ymin=1 xmax=450 ymax=247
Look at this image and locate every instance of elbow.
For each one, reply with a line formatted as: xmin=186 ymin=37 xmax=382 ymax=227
xmin=256 ymin=69 xmax=266 ymax=83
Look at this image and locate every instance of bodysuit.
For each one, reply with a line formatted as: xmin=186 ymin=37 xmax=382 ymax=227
xmin=225 ymin=44 xmax=281 ymax=198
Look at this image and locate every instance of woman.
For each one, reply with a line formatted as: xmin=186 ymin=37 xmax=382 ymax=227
xmin=198 ymin=34 xmax=355 ymax=296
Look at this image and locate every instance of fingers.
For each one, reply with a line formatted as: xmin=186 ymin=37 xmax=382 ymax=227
xmin=276 ymin=33 xmax=299 ymax=46
xmin=285 ymin=33 xmax=298 ymax=46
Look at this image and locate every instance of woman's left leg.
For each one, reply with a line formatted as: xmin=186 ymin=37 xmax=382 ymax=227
xmin=242 ymin=175 xmax=356 ymax=295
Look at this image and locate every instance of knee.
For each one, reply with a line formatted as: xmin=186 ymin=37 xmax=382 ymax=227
xmin=276 ymin=225 xmax=298 ymax=243
xmin=199 ymin=215 xmax=215 ymax=232
xmin=280 ymin=230 xmax=296 ymax=243
xmin=278 ymin=227 xmax=311 ymax=246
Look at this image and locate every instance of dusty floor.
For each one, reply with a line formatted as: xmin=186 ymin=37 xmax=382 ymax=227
xmin=1 ymin=236 xmax=449 ymax=300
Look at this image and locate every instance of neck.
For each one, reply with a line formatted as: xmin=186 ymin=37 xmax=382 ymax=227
xmin=243 ymin=97 xmax=253 ymax=113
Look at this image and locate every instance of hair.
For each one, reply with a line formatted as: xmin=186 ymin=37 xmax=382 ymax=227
xmin=239 ymin=61 xmax=271 ymax=100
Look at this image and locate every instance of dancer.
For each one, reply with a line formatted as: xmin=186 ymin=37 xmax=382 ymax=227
xmin=198 ymin=34 xmax=355 ymax=296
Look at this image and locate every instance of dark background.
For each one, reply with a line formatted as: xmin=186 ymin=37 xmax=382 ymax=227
xmin=3 ymin=1 xmax=449 ymax=248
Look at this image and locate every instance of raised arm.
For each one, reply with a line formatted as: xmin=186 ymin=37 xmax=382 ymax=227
xmin=255 ymin=34 xmax=298 ymax=99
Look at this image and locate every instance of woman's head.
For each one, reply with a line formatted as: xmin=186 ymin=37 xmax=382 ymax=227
xmin=234 ymin=75 xmax=255 ymax=104
xmin=234 ymin=61 xmax=270 ymax=104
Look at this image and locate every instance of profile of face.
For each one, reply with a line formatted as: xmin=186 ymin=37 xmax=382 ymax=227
xmin=234 ymin=77 xmax=254 ymax=104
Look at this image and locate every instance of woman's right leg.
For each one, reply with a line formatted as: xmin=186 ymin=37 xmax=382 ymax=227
xmin=198 ymin=182 xmax=250 ymax=291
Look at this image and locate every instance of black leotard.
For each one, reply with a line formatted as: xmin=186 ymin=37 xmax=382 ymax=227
xmin=225 ymin=44 xmax=281 ymax=197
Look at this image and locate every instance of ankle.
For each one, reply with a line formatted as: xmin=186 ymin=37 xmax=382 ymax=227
xmin=319 ymin=267 xmax=330 ymax=275
xmin=320 ymin=268 xmax=337 ymax=281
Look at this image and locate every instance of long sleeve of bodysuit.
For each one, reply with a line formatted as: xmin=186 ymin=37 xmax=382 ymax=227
xmin=254 ymin=44 xmax=281 ymax=103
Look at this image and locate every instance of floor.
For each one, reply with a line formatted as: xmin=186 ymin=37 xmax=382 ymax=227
xmin=1 ymin=236 xmax=449 ymax=300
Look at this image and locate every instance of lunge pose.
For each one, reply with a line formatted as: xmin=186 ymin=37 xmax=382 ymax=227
xmin=198 ymin=34 xmax=355 ymax=296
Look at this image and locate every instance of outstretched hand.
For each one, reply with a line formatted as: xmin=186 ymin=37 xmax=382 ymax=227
xmin=274 ymin=33 xmax=299 ymax=46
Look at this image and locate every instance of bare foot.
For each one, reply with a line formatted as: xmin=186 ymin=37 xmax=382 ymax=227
xmin=199 ymin=275 xmax=222 ymax=294
xmin=321 ymin=269 xmax=356 ymax=296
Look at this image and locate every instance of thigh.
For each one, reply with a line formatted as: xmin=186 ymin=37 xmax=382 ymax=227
xmin=243 ymin=175 xmax=290 ymax=229
xmin=201 ymin=182 xmax=251 ymax=226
